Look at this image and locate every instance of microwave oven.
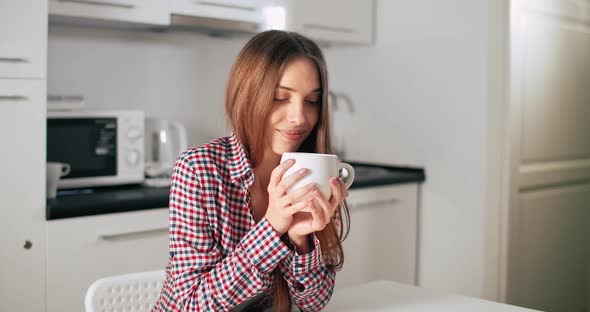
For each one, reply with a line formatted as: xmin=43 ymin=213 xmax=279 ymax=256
xmin=47 ymin=110 xmax=145 ymax=189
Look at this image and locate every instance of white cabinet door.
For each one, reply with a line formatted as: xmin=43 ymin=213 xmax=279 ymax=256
xmin=286 ymin=0 xmax=374 ymax=44
xmin=0 ymin=79 xmax=47 ymax=312
xmin=336 ymin=183 xmax=418 ymax=289
xmin=172 ymin=0 xmax=262 ymax=23
xmin=49 ymin=0 xmax=170 ymax=26
xmin=46 ymin=208 xmax=169 ymax=312
xmin=0 ymin=0 xmax=47 ymax=78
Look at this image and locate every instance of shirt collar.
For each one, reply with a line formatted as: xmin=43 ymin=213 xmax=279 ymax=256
xmin=228 ymin=132 xmax=254 ymax=185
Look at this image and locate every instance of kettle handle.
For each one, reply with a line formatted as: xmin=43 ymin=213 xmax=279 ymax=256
xmin=172 ymin=121 xmax=188 ymax=155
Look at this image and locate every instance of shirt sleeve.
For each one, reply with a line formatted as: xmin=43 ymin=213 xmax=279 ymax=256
xmin=165 ymin=154 xmax=292 ymax=311
xmin=279 ymin=235 xmax=336 ymax=312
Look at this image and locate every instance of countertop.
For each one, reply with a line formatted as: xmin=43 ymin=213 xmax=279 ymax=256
xmin=46 ymin=162 xmax=425 ymax=220
xmin=326 ymin=280 xmax=540 ymax=312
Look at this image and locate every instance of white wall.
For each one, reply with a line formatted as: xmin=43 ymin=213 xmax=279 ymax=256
xmin=325 ymin=0 xmax=489 ymax=297
xmin=48 ymin=25 xmax=248 ymax=147
xmin=48 ymin=0 xmax=491 ymax=298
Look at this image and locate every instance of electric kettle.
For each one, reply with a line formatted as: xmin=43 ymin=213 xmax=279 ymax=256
xmin=144 ymin=118 xmax=188 ymax=177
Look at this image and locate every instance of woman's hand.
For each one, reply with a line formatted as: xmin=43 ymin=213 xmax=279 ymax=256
xmin=264 ymin=159 xmax=319 ymax=235
xmin=287 ymin=177 xmax=349 ymax=251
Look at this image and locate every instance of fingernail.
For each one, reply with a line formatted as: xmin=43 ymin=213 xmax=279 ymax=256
xmin=299 ymin=168 xmax=308 ymax=175
xmin=330 ymin=178 xmax=337 ymax=185
xmin=315 ymin=190 xmax=321 ymax=196
xmin=288 ymin=159 xmax=295 ymax=164
xmin=308 ymin=183 xmax=316 ymax=190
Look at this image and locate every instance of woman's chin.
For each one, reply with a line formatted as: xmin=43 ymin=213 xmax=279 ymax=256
xmin=271 ymin=143 xmax=300 ymax=156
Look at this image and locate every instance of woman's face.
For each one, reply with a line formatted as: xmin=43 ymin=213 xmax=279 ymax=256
xmin=266 ymin=57 xmax=321 ymax=156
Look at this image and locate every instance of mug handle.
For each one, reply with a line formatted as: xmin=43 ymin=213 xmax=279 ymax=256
xmin=338 ymin=162 xmax=355 ymax=189
xmin=61 ymin=163 xmax=71 ymax=177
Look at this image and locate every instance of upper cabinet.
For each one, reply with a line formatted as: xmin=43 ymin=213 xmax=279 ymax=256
xmin=0 ymin=0 xmax=47 ymax=78
xmin=48 ymin=0 xmax=170 ymax=26
xmin=169 ymin=0 xmax=264 ymax=33
xmin=284 ymin=0 xmax=374 ymax=45
xmin=46 ymin=0 xmax=376 ymax=45
xmin=172 ymin=0 xmax=261 ymax=23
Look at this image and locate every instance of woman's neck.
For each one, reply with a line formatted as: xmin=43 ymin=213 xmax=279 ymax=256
xmin=249 ymin=150 xmax=282 ymax=222
xmin=253 ymin=149 xmax=281 ymax=189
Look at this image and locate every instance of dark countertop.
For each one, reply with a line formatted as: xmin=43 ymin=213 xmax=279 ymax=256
xmin=46 ymin=162 xmax=425 ymax=220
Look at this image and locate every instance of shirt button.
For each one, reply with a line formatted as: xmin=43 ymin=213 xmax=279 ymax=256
xmin=294 ymin=282 xmax=305 ymax=292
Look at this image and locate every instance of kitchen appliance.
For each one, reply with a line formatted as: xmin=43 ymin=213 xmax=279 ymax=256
xmin=328 ymin=90 xmax=355 ymax=159
xmin=47 ymin=110 xmax=145 ymax=189
xmin=144 ymin=118 xmax=188 ymax=179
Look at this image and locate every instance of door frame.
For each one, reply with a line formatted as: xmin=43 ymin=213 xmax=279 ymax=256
xmin=483 ymin=0 xmax=511 ymax=302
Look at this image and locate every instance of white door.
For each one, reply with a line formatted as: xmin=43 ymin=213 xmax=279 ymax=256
xmin=506 ymin=0 xmax=590 ymax=311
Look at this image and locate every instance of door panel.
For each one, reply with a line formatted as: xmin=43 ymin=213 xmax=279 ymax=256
xmin=511 ymin=184 xmax=589 ymax=311
xmin=521 ymin=19 xmax=590 ymax=162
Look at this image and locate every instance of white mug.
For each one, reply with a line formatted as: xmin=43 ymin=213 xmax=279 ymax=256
xmin=46 ymin=162 xmax=71 ymax=198
xmin=280 ymin=152 xmax=355 ymax=200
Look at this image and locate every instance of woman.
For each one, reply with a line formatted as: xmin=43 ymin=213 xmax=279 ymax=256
xmin=153 ymin=30 xmax=350 ymax=312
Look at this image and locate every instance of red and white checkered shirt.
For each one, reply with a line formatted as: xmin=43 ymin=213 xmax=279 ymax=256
xmin=153 ymin=133 xmax=336 ymax=312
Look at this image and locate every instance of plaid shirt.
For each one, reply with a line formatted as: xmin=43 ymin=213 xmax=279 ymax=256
xmin=153 ymin=133 xmax=335 ymax=312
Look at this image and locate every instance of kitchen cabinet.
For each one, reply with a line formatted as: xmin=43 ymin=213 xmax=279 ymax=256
xmin=0 ymin=0 xmax=47 ymax=78
xmin=336 ymin=183 xmax=418 ymax=288
xmin=49 ymin=0 xmax=170 ymax=26
xmin=171 ymin=0 xmax=262 ymax=23
xmin=46 ymin=208 xmax=169 ymax=312
xmin=42 ymin=182 xmax=419 ymax=311
xmin=170 ymin=0 xmax=266 ymax=33
xmin=0 ymin=1 xmax=47 ymax=311
xmin=0 ymin=79 xmax=47 ymax=312
xmin=283 ymin=0 xmax=374 ymax=45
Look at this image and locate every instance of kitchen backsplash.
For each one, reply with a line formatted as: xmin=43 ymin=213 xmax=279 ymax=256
xmin=48 ymin=24 xmax=248 ymax=148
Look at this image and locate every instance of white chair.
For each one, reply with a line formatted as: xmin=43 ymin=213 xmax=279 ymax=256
xmin=85 ymin=270 xmax=166 ymax=312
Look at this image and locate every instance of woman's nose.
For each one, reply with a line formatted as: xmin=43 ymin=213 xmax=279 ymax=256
xmin=287 ymin=100 xmax=306 ymax=125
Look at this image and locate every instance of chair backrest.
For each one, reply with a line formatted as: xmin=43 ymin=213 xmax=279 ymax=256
xmin=85 ymin=270 xmax=166 ymax=312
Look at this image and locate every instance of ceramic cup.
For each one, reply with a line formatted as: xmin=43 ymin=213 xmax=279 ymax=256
xmin=280 ymin=152 xmax=355 ymax=200
xmin=46 ymin=162 xmax=70 ymax=198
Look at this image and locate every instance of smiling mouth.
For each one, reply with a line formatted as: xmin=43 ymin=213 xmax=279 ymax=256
xmin=278 ymin=130 xmax=305 ymax=141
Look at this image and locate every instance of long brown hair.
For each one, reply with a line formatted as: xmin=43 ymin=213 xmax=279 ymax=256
xmin=225 ymin=30 xmax=350 ymax=311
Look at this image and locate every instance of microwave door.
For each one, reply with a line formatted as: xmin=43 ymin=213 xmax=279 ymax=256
xmin=47 ymin=118 xmax=117 ymax=180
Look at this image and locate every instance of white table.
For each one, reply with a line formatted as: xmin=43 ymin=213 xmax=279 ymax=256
xmin=325 ymin=280 xmax=542 ymax=312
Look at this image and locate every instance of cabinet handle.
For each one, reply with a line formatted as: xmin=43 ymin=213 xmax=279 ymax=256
xmin=99 ymin=227 xmax=168 ymax=241
xmin=57 ymin=0 xmax=135 ymax=9
xmin=302 ymin=24 xmax=355 ymax=33
xmin=0 ymin=95 xmax=29 ymax=101
xmin=349 ymin=198 xmax=399 ymax=210
xmin=193 ymin=1 xmax=256 ymax=11
xmin=0 ymin=57 xmax=29 ymax=63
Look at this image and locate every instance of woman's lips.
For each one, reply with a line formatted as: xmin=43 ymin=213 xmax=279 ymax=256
xmin=279 ymin=130 xmax=305 ymax=141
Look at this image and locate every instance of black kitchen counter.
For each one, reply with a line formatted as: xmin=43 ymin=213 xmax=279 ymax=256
xmin=46 ymin=162 xmax=425 ymax=220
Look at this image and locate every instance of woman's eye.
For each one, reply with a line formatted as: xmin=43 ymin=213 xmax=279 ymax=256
xmin=274 ymin=98 xmax=288 ymax=102
xmin=306 ymin=100 xmax=319 ymax=105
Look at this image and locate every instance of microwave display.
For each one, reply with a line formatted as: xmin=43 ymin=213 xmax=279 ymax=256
xmin=47 ymin=118 xmax=117 ymax=178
